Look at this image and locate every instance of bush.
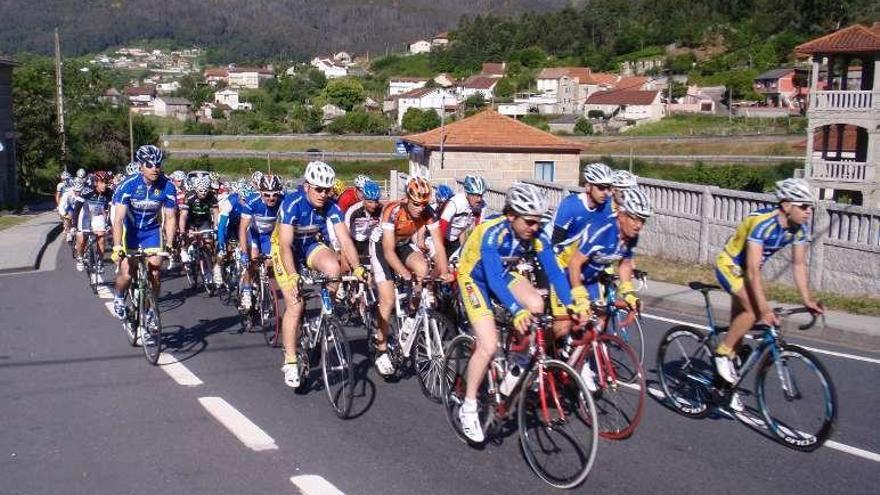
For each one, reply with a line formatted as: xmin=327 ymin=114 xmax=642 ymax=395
xmin=401 ymin=108 xmax=441 ymax=132
xmin=326 ymin=111 xmax=390 ymax=135
xmin=574 ymin=118 xmax=593 ymax=135
xmin=521 ymin=114 xmax=550 ymax=131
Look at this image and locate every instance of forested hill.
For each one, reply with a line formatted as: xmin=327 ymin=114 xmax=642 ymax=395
xmin=0 ymin=0 xmax=567 ymax=61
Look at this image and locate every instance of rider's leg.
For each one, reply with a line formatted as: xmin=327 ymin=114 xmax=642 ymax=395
xmin=308 ymin=245 xmax=341 ymax=293
xmin=375 ymin=280 xmax=395 ymax=351
xmin=280 ymin=284 xmax=304 ymax=362
xmin=464 ymin=316 xmax=498 ymax=401
xmin=721 ymin=289 xmax=756 ymax=351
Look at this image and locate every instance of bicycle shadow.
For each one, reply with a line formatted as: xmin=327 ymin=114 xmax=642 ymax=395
xmin=161 ymin=315 xmax=241 ymax=362
xmin=644 ymin=372 xmax=738 ymax=423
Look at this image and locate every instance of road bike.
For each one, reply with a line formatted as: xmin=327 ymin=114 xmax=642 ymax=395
xmin=239 ymin=254 xmax=281 ymax=344
xmin=441 ymin=313 xmax=599 ymax=489
xmin=296 ymin=272 xmax=356 ymax=419
xmin=656 ymin=281 xmax=837 ymax=451
xmin=81 ymin=231 xmax=102 ymax=294
xmin=120 ymin=249 xmax=170 ymax=365
xmin=593 ymin=269 xmax=648 ymax=368
xmin=183 ymin=230 xmax=217 ymax=297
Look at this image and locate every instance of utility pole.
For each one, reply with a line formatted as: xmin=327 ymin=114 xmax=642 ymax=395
xmin=128 ymin=110 xmax=134 ymax=161
xmin=53 ymin=28 xmax=67 ymax=171
xmin=439 ymin=95 xmax=446 ymax=172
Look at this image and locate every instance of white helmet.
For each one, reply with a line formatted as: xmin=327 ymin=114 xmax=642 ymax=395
xmin=171 ymin=170 xmax=187 ymax=181
xmin=505 ymin=182 xmax=548 ymax=217
xmin=304 ymin=161 xmax=335 ymax=188
xmin=463 ymin=175 xmax=488 ymax=195
xmin=125 ymin=162 xmax=139 ymax=175
xmin=618 ymin=187 xmax=653 ymax=219
xmin=583 ymin=162 xmax=613 ymax=185
xmin=76 ymin=168 xmax=87 ymax=179
xmin=193 ymin=176 xmax=211 ymax=192
xmin=612 ymin=170 xmax=638 ymax=189
xmin=353 ymin=174 xmax=370 ymax=190
xmin=251 ymin=170 xmax=263 ymax=187
xmin=774 ymin=178 xmax=815 ymax=204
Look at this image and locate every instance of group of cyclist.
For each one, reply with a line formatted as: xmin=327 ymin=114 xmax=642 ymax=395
xmin=58 ymin=142 xmax=824 ymax=445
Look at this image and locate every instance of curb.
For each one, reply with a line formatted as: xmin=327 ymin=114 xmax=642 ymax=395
xmin=0 ymin=214 xmax=63 ymax=275
xmin=641 ymin=290 xmax=880 ymax=352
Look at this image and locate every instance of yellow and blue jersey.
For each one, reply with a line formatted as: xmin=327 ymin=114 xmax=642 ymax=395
xmin=721 ymin=207 xmax=810 ymax=267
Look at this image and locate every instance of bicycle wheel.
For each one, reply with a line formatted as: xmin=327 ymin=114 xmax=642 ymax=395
xmin=589 ymin=334 xmax=646 ymax=439
xmin=610 ymin=308 xmax=644 ymax=371
xmin=141 ymin=286 xmax=163 ymax=365
xmin=321 ymin=319 xmax=354 ymax=418
xmin=86 ymin=239 xmax=99 ymax=294
xmin=122 ymin=285 xmax=139 ymax=346
xmin=413 ymin=310 xmax=455 ymax=403
xmin=260 ymin=278 xmax=281 ymax=347
xmin=756 ymin=344 xmax=836 ymax=452
xmin=517 ymin=358 xmax=599 ymax=489
xmin=440 ymin=334 xmax=491 ymax=444
xmin=656 ymin=325 xmax=713 ymax=418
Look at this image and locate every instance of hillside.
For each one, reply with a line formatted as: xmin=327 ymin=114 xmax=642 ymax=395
xmin=0 ymin=0 xmax=567 ymax=61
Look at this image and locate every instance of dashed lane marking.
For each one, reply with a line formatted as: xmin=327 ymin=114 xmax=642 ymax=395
xmin=641 ymin=313 xmax=880 ymax=365
xmin=290 ymin=475 xmax=346 ymax=495
xmin=198 ymin=397 xmax=278 ymax=452
xmin=96 ymin=285 xmax=114 ymax=299
xmin=158 ymin=353 xmax=203 ymax=386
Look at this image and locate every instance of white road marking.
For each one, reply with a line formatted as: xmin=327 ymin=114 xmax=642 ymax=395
xmin=642 ymin=313 xmax=880 ymax=365
xmin=96 ymin=286 xmax=114 ymax=299
xmin=825 ymin=441 xmax=880 ymax=463
xmin=198 ymin=397 xmax=278 ymax=452
xmin=103 ymin=301 xmax=115 ymax=315
xmin=158 ymin=353 xmax=203 ymax=386
xmin=290 ymin=475 xmax=346 ymax=495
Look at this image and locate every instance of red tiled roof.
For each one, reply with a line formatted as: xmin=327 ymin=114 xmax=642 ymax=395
xmin=480 ymin=62 xmax=506 ymax=76
xmin=402 ymin=109 xmax=582 ymax=152
xmin=796 ymin=23 xmax=880 ymax=54
xmin=229 ymin=67 xmax=274 ymax=74
xmin=613 ymin=76 xmax=650 ymax=91
xmin=589 ymin=72 xmax=619 ymax=86
xmin=204 ymin=68 xmax=228 ymax=78
xmin=461 ymin=75 xmax=497 ymax=89
xmin=124 ymin=84 xmax=156 ymax=96
xmin=585 ymin=90 xmax=660 ymax=105
xmin=538 ymin=67 xmax=602 ymax=85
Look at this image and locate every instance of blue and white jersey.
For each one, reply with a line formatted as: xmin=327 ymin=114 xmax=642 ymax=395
xmin=77 ymin=189 xmax=112 ymax=217
xmin=546 ymin=192 xmax=613 ymax=252
xmin=278 ymin=186 xmax=343 ymax=250
xmin=575 ymin=218 xmax=636 ymax=284
xmin=112 ymin=174 xmax=141 ymax=205
xmin=241 ymin=191 xmax=284 ymax=234
xmin=115 ymin=174 xmax=177 ymax=231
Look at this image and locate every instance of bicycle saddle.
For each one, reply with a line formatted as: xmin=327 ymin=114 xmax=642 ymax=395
xmin=688 ymin=281 xmax=722 ymax=292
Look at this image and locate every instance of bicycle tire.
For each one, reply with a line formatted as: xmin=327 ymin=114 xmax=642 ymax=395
xmin=517 ymin=358 xmax=599 ymax=489
xmin=141 ymin=286 xmax=163 ymax=365
xmin=123 ymin=285 xmax=139 ymax=346
xmin=413 ymin=310 xmax=455 ymax=403
xmin=260 ymin=278 xmax=281 ymax=347
xmin=589 ymin=334 xmax=646 ymax=439
xmin=610 ymin=308 xmax=645 ymax=371
xmin=321 ymin=319 xmax=354 ymax=419
xmin=756 ymin=344 xmax=837 ymax=452
xmin=440 ymin=334 xmax=489 ymax=445
xmin=656 ymin=325 xmax=713 ymax=419
xmin=86 ymin=238 xmax=99 ymax=294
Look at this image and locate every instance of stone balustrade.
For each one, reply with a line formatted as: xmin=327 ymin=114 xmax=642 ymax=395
xmin=810 ymin=90 xmax=878 ymax=112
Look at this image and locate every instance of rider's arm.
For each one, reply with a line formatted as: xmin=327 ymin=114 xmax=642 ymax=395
xmin=481 ymin=233 xmax=523 ymax=315
xmin=382 ymin=226 xmax=410 ymax=279
xmin=567 ymin=250 xmax=589 ymax=289
xmin=112 ymin=202 xmax=127 ymax=248
xmin=238 ymin=216 xmax=251 ymax=255
xmin=438 ymin=200 xmax=455 ymax=240
xmin=426 ymin=223 xmax=449 ymax=275
xmin=71 ymin=197 xmax=85 ymax=228
xmin=334 ymin=222 xmax=362 ymax=270
xmin=617 ymin=257 xmax=635 ymax=284
xmin=278 ymin=223 xmax=299 ymax=279
xmin=178 ymin=208 xmax=189 ymax=234
xmin=744 ymin=240 xmax=772 ymax=318
xmin=536 ymin=236 xmax=572 ymax=306
xmin=162 ymin=185 xmax=177 ymax=249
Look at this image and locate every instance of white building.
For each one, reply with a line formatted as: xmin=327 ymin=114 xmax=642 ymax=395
xmin=459 ymin=75 xmax=498 ymax=100
xmin=583 ymin=90 xmax=664 ymax=123
xmin=388 ymin=77 xmax=429 ymax=96
xmin=227 ymin=68 xmax=274 ymax=89
xmin=396 ymin=87 xmax=457 ymax=126
xmin=214 ymin=88 xmax=251 ymax=111
xmin=432 ymin=32 xmax=449 ymax=47
xmin=408 ymin=40 xmax=432 ymax=55
xmin=310 ymin=57 xmax=348 ymax=79
xmin=156 ymin=81 xmax=180 ymax=95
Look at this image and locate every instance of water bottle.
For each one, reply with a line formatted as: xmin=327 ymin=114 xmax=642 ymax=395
xmin=499 ymin=352 xmax=529 ymax=396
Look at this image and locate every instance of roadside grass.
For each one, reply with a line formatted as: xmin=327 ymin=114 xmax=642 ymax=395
xmin=167 ymin=137 xmax=395 ymax=153
xmin=635 ymin=255 xmax=880 ymax=316
xmin=624 ymin=114 xmax=807 ymax=137
xmin=0 ymin=215 xmax=29 ymax=231
xmin=163 ymin=157 xmax=407 ymax=184
xmin=578 ymin=136 xmax=802 ymax=157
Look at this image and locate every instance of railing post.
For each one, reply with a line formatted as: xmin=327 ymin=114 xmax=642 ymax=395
xmin=698 ymin=186 xmax=714 ymax=264
xmin=809 ymin=200 xmax=829 ymax=291
xmin=390 ymin=170 xmax=399 ymax=199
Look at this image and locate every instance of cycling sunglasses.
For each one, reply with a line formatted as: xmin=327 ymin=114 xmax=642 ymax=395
xmin=311 ymin=185 xmax=333 ymax=195
xmin=519 ymin=216 xmax=542 ymax=227
xmin=142 ymin=162 xmax=162 ymax=169
xmin=791 ymin=202 xmax=813 ymax=210
xmin=591 ymin=183 xmax=611 ymax=191
xmin=261 ymin=191 xmax=282 ymax=198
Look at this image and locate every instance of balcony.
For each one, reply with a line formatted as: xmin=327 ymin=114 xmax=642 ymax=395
xmin=808 ymin=160 xmax=877 ymax=183
xmin=810 ymin=90 xmax=879 ymax=112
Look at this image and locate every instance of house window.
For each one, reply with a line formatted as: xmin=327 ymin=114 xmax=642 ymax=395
xmin=534 ymin=161 xmax=555 ymax=182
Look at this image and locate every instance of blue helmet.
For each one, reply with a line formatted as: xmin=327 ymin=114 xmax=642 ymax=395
xmin=435 ymin=184 xmax=454 ymax=203
xmin=362 ymin=180 xmax=381 ymax=201
xmin=135 ymin=144 xmax=164 ymax=167
xmin=463 ymin=175 xmax=487 ymax=195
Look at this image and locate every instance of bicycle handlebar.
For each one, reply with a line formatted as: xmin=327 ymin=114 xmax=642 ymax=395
xmin=773 ymin=306 xmax=823 ymax=331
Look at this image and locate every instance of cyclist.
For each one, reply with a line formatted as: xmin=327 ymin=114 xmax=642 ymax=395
xmin=110 ymin=145 xmax=177 ymax=322
xmin=57 ymin=177 xmax=84 ymax=244
xmin=55 ymin=170 xmax=72 ymax=207
xmin=456 ymin=183 xmax=587 ymax=442
xmin=369 ymin=176 xmax=453 ymax=377
xmin=610 ymin=169 xmax=638 ymax=208
xmin=272 ymin=161 xmax=366 ymax=387
xmin=562 ymin=188 xmax=652 ymax=389
xmin=238 ymin=174 xmax=284 ymax=310
xmin=179 ymin=175 xmax=221 ymax=285
xmin=548 ymin=162 xmax=614 ymax=252
xmin=337 ymin=174 xmax=371 ymax=212
xmin=344 ymin=180 xmax=383 ymax=258
xmin=216 ymin=181 xmax=247 ymax=280
xmin=72 ymin=172 xmax=113 ymax=279
xmin=713 ymin=178 xmax=823 ymax=387
xmin=439 ymin=175 xmax=487 ymax=257
xmin=433 ymin=183 xmax=455 ymax=213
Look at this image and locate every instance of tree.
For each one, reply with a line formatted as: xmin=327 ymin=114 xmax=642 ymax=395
xmin=326 ymin=111 xmax=390 ymax=135
xmin=290 ymin=105 xmax=323 ymax=133
xmin=321 ymin=78 xmax=365 ymax=111
xmin=464 ymin=93 xmax=487 ymax=111
xmin=493 ymin=77 xmax=516 ymax=99
xmin=401 ymin=108 xmax=441 ymax=132
xmin=574 ymin=117 xmax=593 ymax=135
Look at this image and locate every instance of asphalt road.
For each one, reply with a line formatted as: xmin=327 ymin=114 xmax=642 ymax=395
xmin=1 ymin=246 xmax=878 ymax=495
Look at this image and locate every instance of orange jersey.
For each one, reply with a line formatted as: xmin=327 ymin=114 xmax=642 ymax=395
xmin=379 ymin=199 xmax=438 ymax=245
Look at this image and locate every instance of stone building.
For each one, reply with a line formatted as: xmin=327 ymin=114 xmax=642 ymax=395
xmin=0 ymin=56 xmax=17 ymax=205
xmin=796 ymin=22 xmax=880 ymax=206
xmin=400 ymin=110 xmax=583 ymax=188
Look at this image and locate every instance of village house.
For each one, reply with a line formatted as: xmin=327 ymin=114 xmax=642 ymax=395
xmin=408 ymin=40 xmax=432 ymax=55
xmin=333 ymin=51 xmax=352 ymax=65
xmin=753 ymin=68 xmax=809 ymax=111
xmin=203 ymin=68 xmax=229 ymax=86
xmin=214 ymin=88 xmax=251 ymax=111
xmin=153 ymin=96 xmax=192 ymax=120
xmin=156 ymin=81 xmax=180 ymax=95
xmin=227 ymin=67 xmax=275 ymax=89
xmin=310 ymin=57 xmax=348 ymax=79
xmin=459 ymin=75 xmax=498 ymax=100
xmin=431 ymin=32 xmax=449 ymax=47
xmin=668 ymin=85 xmax=718 ymax=114
xmin=583 ymin=89 xmax=665 ymax=123
xmin=200 ymin=102 xmax=232 ymax=120
xmin=124 ymin=84 xmax=157 ymax=111
xmin=401 ymin=109 xmax=583 ymax=188
xmin=433 ymin=73 xmax=457 ymax=88
xmin=388 ymin=77 xmax=429 ymax=96
xmin=394 ymin=87 xmax=457 ymax=126
xmin=480 ymin=62 xmax=506 ymax=78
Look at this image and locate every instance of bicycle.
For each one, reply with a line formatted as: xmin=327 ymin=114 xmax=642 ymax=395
xmin=593 ymin=269 xmax=648 ymax=369
xmin=296 ymin=271 xmax=356 ymax=419
xmin=240 ymin=254 xmax=281 ymax=344
xmin=656 ymin=281 xmax=837 ymax=451
xmin=441 ymin=313 xmax=599 ymax=489
xmin=81 ymin=231 xmax=102 ymax=294
xmin=218 ymin=239 xmax=240 ymax=303
xmin=120 ymin=249 xmax=170 ymax=365
xmin=183 ymin=230 xmax=217 ymax=297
